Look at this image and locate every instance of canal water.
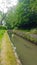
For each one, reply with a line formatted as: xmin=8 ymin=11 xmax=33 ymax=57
xmin=9 ymin=33 xmax=37 ymax=65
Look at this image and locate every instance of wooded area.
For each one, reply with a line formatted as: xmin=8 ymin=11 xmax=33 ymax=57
xmin=4 ymin=0 xmax=37 ymax=29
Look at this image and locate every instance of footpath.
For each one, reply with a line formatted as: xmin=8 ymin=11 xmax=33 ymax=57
xmin=0 ymin=32 xmax=21 ymax=65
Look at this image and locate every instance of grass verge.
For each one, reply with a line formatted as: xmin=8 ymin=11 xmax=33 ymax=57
xmin=12 ymin=28 xmax=37 ymax=45
xmin=0 ymin=30 xmax=5 ymax=50
xmin=0 ymin=30 xmax=5 ymax=64
xmin=1 ymin=32 xmax=18 ymax=65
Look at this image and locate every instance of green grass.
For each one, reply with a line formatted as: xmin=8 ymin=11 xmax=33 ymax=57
xmin=13 ymin=28 xmax=37 ymax=44
xmin=0 ymin=30 xmax=5 ymax=40
xmin=0 ymin=25 xmax=7 ymax=30
xmin=0 ymin=30 xmax=5 ymax=64
xmin=17 ymin=28 xmax=37 ymax=34
xmin=1 ymin=32 xmax=17 ymax=65
xmin=0 ymin=30 xmax=5 ymax=50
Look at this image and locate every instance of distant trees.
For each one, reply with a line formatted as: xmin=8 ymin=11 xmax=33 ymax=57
xmin=0 ymin=11 xmax=3 ymax=25
xmin=5 ymin=0 xmax=37 ymax=29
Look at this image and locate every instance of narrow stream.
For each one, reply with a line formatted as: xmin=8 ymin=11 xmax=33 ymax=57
xmin=9 ymin=32 xmax=37 ymax=65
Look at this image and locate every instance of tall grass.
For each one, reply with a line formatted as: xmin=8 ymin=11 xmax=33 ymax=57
xmin=0 ymin=30 xmax=5 ymax=51
xmin=0 ymin=30 xmax=5 ymax=40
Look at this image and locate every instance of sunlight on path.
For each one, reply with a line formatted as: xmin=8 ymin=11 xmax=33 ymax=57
xmin=1 ymin=32 xmax=20 ymax=65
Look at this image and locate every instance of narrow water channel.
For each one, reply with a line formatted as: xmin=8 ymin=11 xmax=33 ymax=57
xmin=9 ymin=33 xmax=37 ymax=65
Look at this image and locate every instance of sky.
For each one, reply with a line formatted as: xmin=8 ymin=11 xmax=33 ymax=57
xmin=0 ymin=0 xmax=18 ymax=13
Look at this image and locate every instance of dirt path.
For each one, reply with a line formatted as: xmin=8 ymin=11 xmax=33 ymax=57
xmin=1 ymin=32 xmax=21 ymax=65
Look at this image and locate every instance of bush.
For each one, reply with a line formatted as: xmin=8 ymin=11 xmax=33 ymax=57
xmin=0 ymin=25 xmax=7 ymax=30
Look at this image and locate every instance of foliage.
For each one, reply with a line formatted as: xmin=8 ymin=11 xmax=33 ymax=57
xmin=0 ymin=25 xmax=7 ymax=29
xmin=0 ymin=30 xmax=5 ymax=41
xmin=0 ymin=11 xmax=3 ymax=22
xmin=5 ymin=0 xmax=37 ymax=29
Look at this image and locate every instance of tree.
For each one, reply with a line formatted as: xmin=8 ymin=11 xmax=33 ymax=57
xmin=5 ymin=0 xmax=37 ymax=29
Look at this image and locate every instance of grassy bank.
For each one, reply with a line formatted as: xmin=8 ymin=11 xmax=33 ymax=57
xmin=0 ymin=30 xmax=5 ymax=64
xmin=12 ymin=28 xmax=37 ymax=45
xmin=1 ymin=32 xmax=18 ymax=65
xmin=0 ymin=30 xmax=5 ymax=50
xmin=0 ymin=30 xmax=5 ymax=40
